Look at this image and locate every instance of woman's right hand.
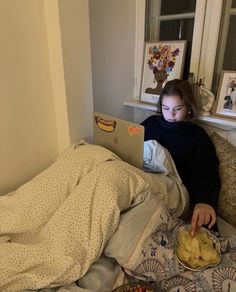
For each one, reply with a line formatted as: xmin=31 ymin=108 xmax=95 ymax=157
xmin=190 ymin=203 xmax=216 ymax=236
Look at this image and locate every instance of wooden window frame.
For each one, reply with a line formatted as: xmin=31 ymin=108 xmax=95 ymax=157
xmin=134 ymin=0 xmax=223 ymax=99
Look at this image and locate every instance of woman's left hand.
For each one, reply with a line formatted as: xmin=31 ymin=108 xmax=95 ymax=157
xmin=190 ymin=203 xmax=216 ymax=236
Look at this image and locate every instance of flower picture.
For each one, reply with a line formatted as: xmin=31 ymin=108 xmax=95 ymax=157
xmin=147 ymin=44 xmax=180 ymax=74
xmin=141 ymin=41 xmax=186 ymax=104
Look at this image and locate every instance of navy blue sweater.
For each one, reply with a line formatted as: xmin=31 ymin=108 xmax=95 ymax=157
xmin=141 ymin=115 xmax=220 ymax=211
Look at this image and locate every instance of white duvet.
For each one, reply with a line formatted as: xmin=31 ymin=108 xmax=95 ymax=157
xmin=0 ymin=142 xmax=188 ymax=291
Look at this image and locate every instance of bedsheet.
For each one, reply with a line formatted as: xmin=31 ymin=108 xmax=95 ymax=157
xmin=118 ymin=210 xmax=236 ymax=292
xmin=0 ymin=142 xmax=188 ymax=291
xmin=104 ymin=184 xmax=236 ymax=292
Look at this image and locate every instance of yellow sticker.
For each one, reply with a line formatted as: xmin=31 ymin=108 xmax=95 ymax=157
xmin=95 ymin=116 xmax=116 ymax=133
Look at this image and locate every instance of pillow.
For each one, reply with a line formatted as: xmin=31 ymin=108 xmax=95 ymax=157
xmin=211 ymin=132 xmax=236 ymax=228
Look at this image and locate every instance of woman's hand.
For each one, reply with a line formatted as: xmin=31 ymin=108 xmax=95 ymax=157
xmin=190 ymin=203 xmax=216 ymax=236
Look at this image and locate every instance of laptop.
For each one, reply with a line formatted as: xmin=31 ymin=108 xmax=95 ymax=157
xmin=93 ymin=112 xmax=144 ymax=169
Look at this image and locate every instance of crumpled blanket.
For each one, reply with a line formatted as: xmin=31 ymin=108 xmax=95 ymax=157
xmin=0 ymin=142 xmax=188 ymax=291
xmin=143 ymin=140 xmax=174 ymax=173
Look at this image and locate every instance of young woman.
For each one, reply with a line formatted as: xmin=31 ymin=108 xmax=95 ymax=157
xmin=141 ymin=79 xmax=221 ymax=235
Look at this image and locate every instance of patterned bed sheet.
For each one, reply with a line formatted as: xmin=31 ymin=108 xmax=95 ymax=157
xmin=122 ymin=219 xmax=236 ymax=292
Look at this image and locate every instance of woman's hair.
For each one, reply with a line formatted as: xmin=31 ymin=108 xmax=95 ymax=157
xmin=158 ymin=79 xmax=198 ymax=120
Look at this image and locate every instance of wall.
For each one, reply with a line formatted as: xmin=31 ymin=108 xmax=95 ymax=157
xmin=0 ymin=0 xmax=94 ymax=195
xmin=89 ymin=0 xmax=135 ymax=121
xmin=0 ymin=0 xmax=58 ymax=195
xmin=58 ymin=0 xmax=94 ymax=142
xmin=43 ymin=0 xmax=70 ymax=152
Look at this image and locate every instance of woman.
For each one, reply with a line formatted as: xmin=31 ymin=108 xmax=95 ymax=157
xmin=141 ymin=79 xmax=221 ymax=235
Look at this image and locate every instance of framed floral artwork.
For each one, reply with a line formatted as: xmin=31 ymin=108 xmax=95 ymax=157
xmin=140 ymin=41 xmax=187 ymax=105
xmin=213 ymin=71 xmax=236 ymax=118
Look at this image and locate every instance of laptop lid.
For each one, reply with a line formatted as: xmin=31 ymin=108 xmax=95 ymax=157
xmin=93 ymin=112 xmax=144 ymax=169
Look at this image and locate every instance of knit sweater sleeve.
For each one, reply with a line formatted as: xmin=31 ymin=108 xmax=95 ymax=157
xmin=141 ymin=115 xmax=159 ymax=141
xmin=186 ymin=129 xmax=221 ymax=211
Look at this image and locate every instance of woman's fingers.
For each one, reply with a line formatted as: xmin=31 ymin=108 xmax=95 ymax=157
xmin=197 ymin=212 xmax=205 ymax=229
xmin=204 ymin=213 xmax=210 ymax=225
xmin=190 ymin=211 xmax=198 ymax=236
xmin=208 ymin=209 xmax=216 ymax=229
xmin=190 ymin=203 xmax=217 ymax=235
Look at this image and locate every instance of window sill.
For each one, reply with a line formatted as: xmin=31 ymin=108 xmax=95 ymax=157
xmin=124 ymin=99 xmax=158 ymax=111
xmin=124 ymin=99 xmax=236 ymax=129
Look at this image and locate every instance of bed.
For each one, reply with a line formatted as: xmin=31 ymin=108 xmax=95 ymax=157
xmin=0 ymin=124 xmax=236 ymax=291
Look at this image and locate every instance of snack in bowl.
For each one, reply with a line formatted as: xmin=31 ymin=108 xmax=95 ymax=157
xmin=113 ymin=283 xmax=154 ymax=292
xmin=176 ymin=227 xmax=221 ymax=270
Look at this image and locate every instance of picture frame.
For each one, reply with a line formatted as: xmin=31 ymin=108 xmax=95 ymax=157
xmin=213 ymin=71 xmax=236 ymax=118
xmin=140 ymin=41 xmax=187 ymax=104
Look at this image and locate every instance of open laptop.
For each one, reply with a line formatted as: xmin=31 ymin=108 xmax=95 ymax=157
xmin=93 ymin=112 xmax=144 ymax=169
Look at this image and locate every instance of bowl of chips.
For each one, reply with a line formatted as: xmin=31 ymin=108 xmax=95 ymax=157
xmin=175 ymin=225 xmax=221 ymax=271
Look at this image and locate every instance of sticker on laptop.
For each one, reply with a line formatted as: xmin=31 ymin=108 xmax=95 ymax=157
xmin=95 ymin=116 xmax=116 ymax=133
xmin=128 ymin=126 xmax=142 ymax=136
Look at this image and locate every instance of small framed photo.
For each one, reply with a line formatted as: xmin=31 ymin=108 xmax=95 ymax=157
xmin=214 ymin=71 xmax=236 ymax=118
xmin=140 ymin=41 xmax=187 ymax=104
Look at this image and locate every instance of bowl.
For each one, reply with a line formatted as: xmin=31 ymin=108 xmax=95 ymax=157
xmin=175 ymin=225 xmax=221 ymax=271
xmin=113 ymin=283 xmax=154 ymax=292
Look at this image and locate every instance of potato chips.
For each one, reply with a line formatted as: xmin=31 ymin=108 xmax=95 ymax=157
xmin=176 ymin=228 xmax=221 ymax=270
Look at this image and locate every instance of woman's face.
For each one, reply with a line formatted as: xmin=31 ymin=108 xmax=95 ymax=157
xmin=161 ymin=94 xmax=188 ymax=122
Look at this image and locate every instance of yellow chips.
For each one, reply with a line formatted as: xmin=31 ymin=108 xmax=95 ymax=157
xmin=176 ymin=228 xmax=220 ymax=269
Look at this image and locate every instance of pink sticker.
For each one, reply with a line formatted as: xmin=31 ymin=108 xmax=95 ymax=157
xmin=128 ymin=126 xmax=142 ymax=136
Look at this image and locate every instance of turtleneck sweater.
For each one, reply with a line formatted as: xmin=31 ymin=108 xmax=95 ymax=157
xmin=141 ymin=115 xmax=220 ymax=211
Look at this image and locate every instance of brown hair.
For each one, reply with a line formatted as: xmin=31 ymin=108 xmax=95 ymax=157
xmin=158 ymin=79 xmax=198 ymax=120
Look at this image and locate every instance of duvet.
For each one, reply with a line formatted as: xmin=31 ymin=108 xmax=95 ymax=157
xmin=0 ymin=142 xmax=188 ymax=291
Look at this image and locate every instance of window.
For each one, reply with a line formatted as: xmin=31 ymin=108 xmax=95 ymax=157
xmin=145 ymin=0 xmax=196 ymax=79
xmin=212 ymin=0 xmax=236 ymax=95
xmin=135 ymin=0 xmax=224 ymax=98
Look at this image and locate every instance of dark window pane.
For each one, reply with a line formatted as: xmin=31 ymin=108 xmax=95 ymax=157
xmin=160 ymin=0 xmax=196 ymax=15
xmin=223 ymin=15 xmax=236 ymax=70
xmin=232 ymin=0 xmax=236 ymax=8
xmin=159 ymin=18 xmax=194 ymax=79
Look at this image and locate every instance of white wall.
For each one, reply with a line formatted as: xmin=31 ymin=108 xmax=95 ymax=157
xmin=58 ymin=0 xmax=94 ymax=142
xmin=89 ymin=0 xmax=135 ymax=121
xmin=0 ymin=0 xmax=59 ymax=195
xmin=0 ymin=0 xmax=94 ymax=195
xmin=44 ymin=0 xmax=71 ymax=152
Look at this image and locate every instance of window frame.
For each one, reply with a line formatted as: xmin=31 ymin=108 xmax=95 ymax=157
xmin=213 ymin=0 xmax=236 ymax=92
xmin=134 ymin=0 xmax=223 ymax=99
